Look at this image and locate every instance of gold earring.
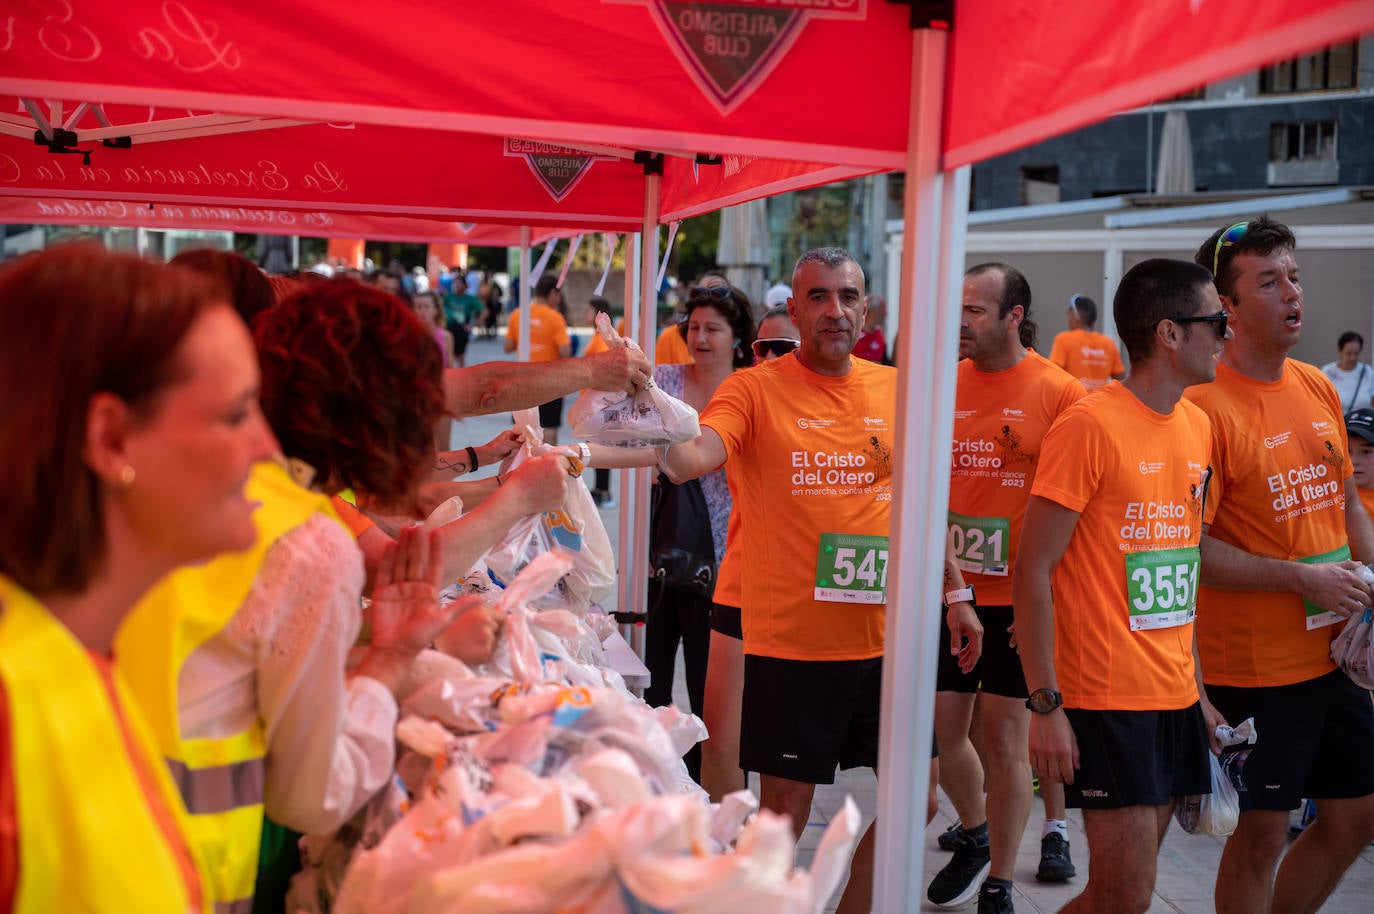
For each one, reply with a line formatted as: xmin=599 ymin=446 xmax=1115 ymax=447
xmin=119 ymin=465 xmax=136 ymax=487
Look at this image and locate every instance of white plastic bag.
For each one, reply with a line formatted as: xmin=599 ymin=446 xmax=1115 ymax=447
xmin=568 ymin=314 xmax=700 ymax=448
xmin=1331 ymin=606 xmax=1374 ymax=688
xmin=1175 ymin=717 xmax=1255 ymax=836
xmin=484 ymin=428 xmax=615 ymax=612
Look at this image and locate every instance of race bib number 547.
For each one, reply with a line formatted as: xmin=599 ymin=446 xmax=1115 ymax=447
xmin=1125 ymin=547 xmax=1199 ymax=631
xmin=815 ymin=533 xmax=889 ymax=604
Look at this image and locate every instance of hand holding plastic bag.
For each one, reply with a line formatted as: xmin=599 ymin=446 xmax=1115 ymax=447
xmin=569 ymin=313 xmax=700 ymax=447
xmin=1331 ymin=603 xmax=1374 ymax=689
xmin=1175 ymin=717 xmax=1255 ymax=836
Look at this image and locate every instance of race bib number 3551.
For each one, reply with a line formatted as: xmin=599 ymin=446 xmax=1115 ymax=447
xmin=815 ymin=533 xmax=889 ymax=604
xmin=1125 ymin=547 xmax=1200 ymax=631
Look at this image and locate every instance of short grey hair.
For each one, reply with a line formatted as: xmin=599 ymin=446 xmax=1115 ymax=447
xmin=792 ymin=247 xmax=863 ymax=285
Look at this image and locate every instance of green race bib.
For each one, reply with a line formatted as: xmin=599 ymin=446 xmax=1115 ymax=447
xmin=1299 ymin=544 xmax=1351 ymax=630
xmin=1125 ymin=547 xmax=1200 ymax=631
xmin=948 ymin=512 xmax=1010 ymax=576
xmin=815 ymin=533 xmax=889 ymax=604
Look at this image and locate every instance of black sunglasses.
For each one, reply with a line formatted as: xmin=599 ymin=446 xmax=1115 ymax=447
xmin=688 ymin=285 xmax=733 ymax=301
xmin=752 ymin=337 xmax=799 ymax=358
xmin=1170 ymin=310 xmax=1229 ymax=340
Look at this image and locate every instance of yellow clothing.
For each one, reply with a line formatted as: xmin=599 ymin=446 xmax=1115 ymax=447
xmin=117 ymin=460 xmax=338 ymax=912
xmin=0 ymin=576 xmax=208 ymax=914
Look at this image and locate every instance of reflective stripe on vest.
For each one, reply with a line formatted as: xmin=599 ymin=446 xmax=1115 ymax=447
xmin=117 ymin=459 xmax=342 ymax=911
xmin=167 ymin=756 xmax=266 ymax=815
xmin=0 ymin=577 xmax=208 ymax=914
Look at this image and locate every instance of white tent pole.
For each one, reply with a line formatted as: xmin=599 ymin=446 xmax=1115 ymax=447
xmin=619 ymin=233 xmax=642 ymax=649
xmin=518 ymin=225 xmax=532 ymax=363
xmin=874 ymin=26 xmax=960 ymax=913
xmin=630 ymin=170 xmax=662 ymax=627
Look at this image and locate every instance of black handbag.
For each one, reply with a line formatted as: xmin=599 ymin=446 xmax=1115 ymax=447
xmin=649 ymin=471 xmax=717 ymax=596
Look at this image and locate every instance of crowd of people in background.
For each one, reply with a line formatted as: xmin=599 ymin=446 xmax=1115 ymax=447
xmin=3 ymin=216 xmax=1373 ymax=914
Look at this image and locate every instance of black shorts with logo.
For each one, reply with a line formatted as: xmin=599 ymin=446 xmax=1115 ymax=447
xmin=740 ymin=654 xmax=881 ymax=784
xmin=934 ymin=604 xmax=1028 ymax=699
xmin=1064 ymin=703 xmax=1211 ymax=809
xmin=1205 ymin=669 xmax=1374 ymax=811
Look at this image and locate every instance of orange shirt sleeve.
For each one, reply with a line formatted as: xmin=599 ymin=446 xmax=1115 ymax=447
xmin=1048 ymin=332 xmax=1070 ymax=369
xmin=655 ymin=325 xmax=693 ymax=366
xmin=699 ymin=370 xmax=755 ymax=461
xmin=330 ymin=496 xmax=375 ymax=537
xmin=1110 ymin=339 xmax=1125 ymax=375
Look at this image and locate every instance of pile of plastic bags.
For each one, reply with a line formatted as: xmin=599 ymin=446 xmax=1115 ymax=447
xmin=293 ymin=553 xmax=861 ymax=914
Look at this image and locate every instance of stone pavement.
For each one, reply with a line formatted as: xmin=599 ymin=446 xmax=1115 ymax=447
xmin=455 ymin=335 xmax=1374 ymax=912
xmin=802 ymin=768 xmax=1374 ymax=913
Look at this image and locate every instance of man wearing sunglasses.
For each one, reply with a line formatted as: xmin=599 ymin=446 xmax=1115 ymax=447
xmin=1015 ymin=259 xmax=1226 ymax=914
xmin=1184 ymin=217 xmax=1374 ymax=914
xmin=928 ymin=263 xmax=1085 ymax=913
xmin=662 ymin=247 xmax=895 ymax=914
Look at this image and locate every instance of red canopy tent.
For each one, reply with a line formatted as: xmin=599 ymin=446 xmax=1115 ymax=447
xmin=5 ymin=2 xmax=1373 ymax=905
xmin=0 ymin=193 xmax=575 ymax=246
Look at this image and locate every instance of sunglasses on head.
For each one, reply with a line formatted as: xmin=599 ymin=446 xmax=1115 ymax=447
xmin=752 ymin=337 xmax=799 ymax=358
xmin=1170 ymin=310 xmax=1229 ymax=340
xmin=688 ymin=285 xmax=733 ymax=301
xmin=1212 ymin=222 xmax=1250 ymax=277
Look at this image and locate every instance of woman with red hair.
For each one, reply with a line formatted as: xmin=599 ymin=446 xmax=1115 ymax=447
xmin=116 ymin=279 xmax=571 ymax=913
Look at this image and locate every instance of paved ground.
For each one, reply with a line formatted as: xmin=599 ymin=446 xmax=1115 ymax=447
xmin=456 ymin=335 xmax=1374 ymax=912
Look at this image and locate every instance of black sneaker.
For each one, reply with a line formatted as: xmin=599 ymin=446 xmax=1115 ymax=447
xmin=927 ymin=833 xmax=991 ymax=908
xmin=1035 ymin=831 xmax=1076 ymax=882
xmin=937 ymin=819 xmax=968 ymax=851
xmin=977 ymin=880 xmax=1015 ymax=914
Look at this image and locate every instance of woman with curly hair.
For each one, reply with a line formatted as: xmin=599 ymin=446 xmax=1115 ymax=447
xmin=115 ymin=278 xmax=571 ymax=914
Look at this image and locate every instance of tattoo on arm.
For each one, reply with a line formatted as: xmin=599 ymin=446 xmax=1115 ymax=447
xmin=433 ymin=454 xmax=471 ymax=475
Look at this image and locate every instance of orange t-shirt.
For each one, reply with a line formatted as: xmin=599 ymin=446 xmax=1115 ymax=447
xmin=1032 ymin=383 xmax=1213 ymax=711
xmin=1360 ymin=486 xmax=1374 ymax=521
xmin=702 ymin=354 xmax=896 ymax=660
xmin=1048 ymin=329 xmax=1125 ymax=390
xmin=584 ymin=317 xmax=626 ymax=358
xmin=330 ymin=496 xmax=375 ymax=537
xmin=504 ymin=302 xmax=570 ymax=363
xmin=711 ymin=465 xmax=745 ymax=610
xmin=655 ymin=323 xmax=693 ymax=366
xmin=1185 ymin=359 xmax=1352 ymax=688
xmin=949 ymin=351 xmax=1084 ymax=605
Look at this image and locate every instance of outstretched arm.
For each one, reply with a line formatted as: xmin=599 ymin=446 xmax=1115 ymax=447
xmin=661 ymin=427 xmax=728 ymax=484
xmin=443 ymin=347 xmax=651 ymax=419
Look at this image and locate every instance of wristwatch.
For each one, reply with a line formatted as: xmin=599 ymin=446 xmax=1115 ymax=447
xmin=1025 ymin=688 xmax=1063 ymax=714
xmin=942 ymin=586 xmax=976 ymax=608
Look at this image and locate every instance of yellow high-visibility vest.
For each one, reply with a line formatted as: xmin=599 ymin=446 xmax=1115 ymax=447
xmin=117 ymin=460 xmax=341 ymax=914
xmin=0 ymin=576 xmax=209 ymax=914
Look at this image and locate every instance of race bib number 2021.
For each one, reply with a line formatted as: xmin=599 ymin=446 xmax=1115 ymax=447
xmin=815 ymin=533 xmax=889 ymax=604
xmin=948 ymin=512 xmax=1010 ymax=576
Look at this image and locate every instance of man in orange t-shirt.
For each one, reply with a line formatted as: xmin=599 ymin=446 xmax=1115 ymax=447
xmin=664 ymin=248 xmax=894 ymax=914
xmin=1048 ymin=294 xmax=1125 ymax=390
xmin=1015 ymin=259 xmax=1227 ymax=914
xmin=505 ymin=273 xmax=573 ymax=444
xmin=929 ymin=263 xmax=1084 ymax=911
xmin=1185 ymin=217 xmax=1374 ymax=914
